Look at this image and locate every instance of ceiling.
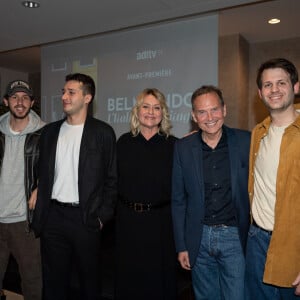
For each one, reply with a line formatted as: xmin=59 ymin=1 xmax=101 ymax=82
xmin=0 ymin=0 xmax=298 ymax=73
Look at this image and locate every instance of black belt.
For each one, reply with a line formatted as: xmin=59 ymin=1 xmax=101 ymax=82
xmin=120 ymin=199 xmax=169 ymax=213
xmin=51 ymin=199 xmax=80 ymax=208
xmin=252 ymin=220 xmax=272 ymax=235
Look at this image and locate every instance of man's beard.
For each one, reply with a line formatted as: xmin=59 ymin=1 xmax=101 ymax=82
xmin=262 ymin=97 xmax=294 ymax=113
xmin=10 ymin=107 xmax=31 ymax=119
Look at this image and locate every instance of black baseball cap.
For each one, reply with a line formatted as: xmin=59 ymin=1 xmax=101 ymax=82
xmin=4 ymin=80 xmax=34 ymax=99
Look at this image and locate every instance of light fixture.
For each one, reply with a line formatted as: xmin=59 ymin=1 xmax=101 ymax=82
xmin=22 ymin=1 xmax=40 ymax=8
xmin=268 ymin=18 xmax=280 ymax=24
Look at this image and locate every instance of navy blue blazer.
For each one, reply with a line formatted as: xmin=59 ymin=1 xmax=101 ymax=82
xmin=32 ymin=116 xmax=117 ymax=237
xmin=171 ymin=126 xmax=250 ymax=267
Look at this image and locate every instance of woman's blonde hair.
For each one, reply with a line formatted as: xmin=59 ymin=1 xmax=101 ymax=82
xmin=130 ymin=88 xmax=172 ymax=137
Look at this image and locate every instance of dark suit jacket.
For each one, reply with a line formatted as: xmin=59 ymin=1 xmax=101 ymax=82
xmin=32 ymin=116 xmax=117 ymax=237
xmin=171 ymin=126 xmax=250 ymax=267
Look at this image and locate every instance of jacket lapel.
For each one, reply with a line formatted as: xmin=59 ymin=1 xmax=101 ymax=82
xmin=48 ymin=120 xmax=64 ymax=190
xmin=226 ymin=127 xmax=238 ymax=202
xmin=191 ymin=134 xmax=204 ymax=190
xmin=78 ymin=117 xmax=90 ymax=194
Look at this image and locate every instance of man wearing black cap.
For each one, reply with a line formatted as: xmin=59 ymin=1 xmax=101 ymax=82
xmin=0 ymin=80 xmax=44 ymax=300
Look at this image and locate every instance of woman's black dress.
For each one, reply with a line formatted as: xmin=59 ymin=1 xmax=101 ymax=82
xmin=115 ymin=132 xmax=177 ymax=300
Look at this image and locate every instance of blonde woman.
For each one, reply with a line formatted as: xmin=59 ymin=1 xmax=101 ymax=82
xmin=115 ymin=88 xmax=177 ymax=300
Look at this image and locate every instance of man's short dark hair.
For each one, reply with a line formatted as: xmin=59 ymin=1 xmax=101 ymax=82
xmin=256 ymin=58 xmax=299 ymax=89
xmin=191 ymin=85 xmax=224 ymax=110
xmin=65 ymin=73 xmax=96 ymax=102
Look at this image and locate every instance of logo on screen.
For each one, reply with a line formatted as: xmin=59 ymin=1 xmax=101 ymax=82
xmin=136 ymin=49 xmax=162 ymax=60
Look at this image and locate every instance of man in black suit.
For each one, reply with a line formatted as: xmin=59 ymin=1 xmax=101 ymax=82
xmin=32 ymin=73 xmax=117 ymax=300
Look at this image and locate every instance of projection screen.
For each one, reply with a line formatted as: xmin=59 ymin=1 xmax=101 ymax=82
xmin=41 ymin=14 xmax=218 ymax=138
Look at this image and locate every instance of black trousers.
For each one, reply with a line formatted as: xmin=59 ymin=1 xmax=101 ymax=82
xmin=40 ymin=203 xmax=102 ymax=300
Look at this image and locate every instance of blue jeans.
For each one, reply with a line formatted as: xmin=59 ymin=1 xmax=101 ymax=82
xmin=191 ymin=225 xmax=245 ymax=300
xmin=245 ymin=224 xmax=299 ymax=300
